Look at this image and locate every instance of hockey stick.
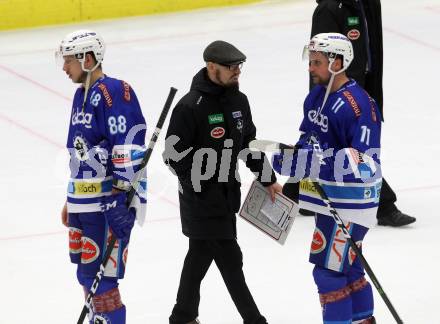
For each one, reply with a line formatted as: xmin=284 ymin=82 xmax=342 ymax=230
xmin=251 ymin=139 xmax=403 ymax=323
xmin=249 ymin=139 xmax=294 ymax=153
xmin=77 ymin=87 xmax=178 ymax=324
xmin=311 ymin=182 xmax=403 ymax=323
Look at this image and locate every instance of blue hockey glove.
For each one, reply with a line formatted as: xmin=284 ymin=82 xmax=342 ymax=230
xmin=101 ymin=192 xmax=135 ymax=241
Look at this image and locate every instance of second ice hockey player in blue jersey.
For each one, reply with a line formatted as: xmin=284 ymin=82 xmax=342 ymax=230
xmin=272 ymin=33 xmax=381 ymax=323
xmin=57 ymin=30 xmax=147 ymax=324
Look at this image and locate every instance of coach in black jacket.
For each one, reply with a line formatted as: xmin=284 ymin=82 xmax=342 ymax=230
xmin=163 ymin=40 xmax=280 ymax=324
xmin=283 ymin=0 xmax=416 ymax=227
xmin=311 ymin=0 xmax=383 ymax=116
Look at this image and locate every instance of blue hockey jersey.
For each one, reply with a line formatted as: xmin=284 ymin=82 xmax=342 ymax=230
xmin=273 ymin=80 xmax=382 ymax=228
xmin=66 ymin=75 xmax=147 ymax=222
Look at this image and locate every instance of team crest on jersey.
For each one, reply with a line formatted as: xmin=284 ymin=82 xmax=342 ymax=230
xmin=94 ymin=314 xmax=110 ymax=324
xmin=73 ymin=136 xmax=89 ymax=161
xmin=98 ymin=83 xmax=113 ymax=107
xmin=69 ymin=227 xmax=82 ymax=254
xmin=308 ymin=110 xmax=328 ymax=132
xmin=311 ymin=228 xmax=326 ymax=254
xmin=81 ymin=237 xmax=100 ymax=264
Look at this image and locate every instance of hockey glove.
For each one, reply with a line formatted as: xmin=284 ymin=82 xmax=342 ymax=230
xmin=101 ymin=192 xmax=135 ymax=241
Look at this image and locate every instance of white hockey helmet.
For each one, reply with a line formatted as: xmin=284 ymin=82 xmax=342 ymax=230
xmin=56 ymin=30 xmax=105 ymax=72
xmin=303 ymin=32 xmax=354 ymax=74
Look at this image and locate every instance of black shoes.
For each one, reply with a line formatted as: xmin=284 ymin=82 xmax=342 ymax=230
xmin=377 ymin=210 xmax=416 ymax=227
xmin=299 ymin=208 xmax=315 ymax=216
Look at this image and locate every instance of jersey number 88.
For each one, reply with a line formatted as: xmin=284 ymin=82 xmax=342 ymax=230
xmin=108 ymin=115 xmax=127 ymax=134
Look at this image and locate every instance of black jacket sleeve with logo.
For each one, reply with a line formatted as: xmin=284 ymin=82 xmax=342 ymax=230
xmin=311 ymin=0 xmax=383 ymax=118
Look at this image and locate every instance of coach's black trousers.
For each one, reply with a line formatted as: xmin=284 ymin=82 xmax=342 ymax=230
xmin=169 ymin=238 xmax=266 ymax=324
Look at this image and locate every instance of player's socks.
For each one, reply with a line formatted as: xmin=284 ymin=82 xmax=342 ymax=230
xmin=350 ymin=277 xmax=374 ymax=323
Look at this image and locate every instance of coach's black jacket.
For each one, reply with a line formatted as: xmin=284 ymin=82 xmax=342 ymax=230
xmin=163 ymin=68 xmax=276 ymax=239
xmin=311 ymin=0 xmax=384 ymax=118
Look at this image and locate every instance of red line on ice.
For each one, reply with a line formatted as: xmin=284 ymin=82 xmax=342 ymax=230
xmin=0 ymin=64 xmax=71 ymax=101
xmin=0 ymin=112 xmax=64 ymax=149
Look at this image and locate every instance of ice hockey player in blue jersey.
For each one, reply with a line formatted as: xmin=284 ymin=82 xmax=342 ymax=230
xmin=57 ymin=30 xmax=147 ymax=324
xmin=272 ymin=33 xmax=381 ymax=323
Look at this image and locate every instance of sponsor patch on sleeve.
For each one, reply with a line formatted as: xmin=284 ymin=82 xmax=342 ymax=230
xmin=342 ymin=91 xmax=361 ymax=118
xmin=98 ymin=83 xmax=113 ymax=107
xmin=122 ymin=81 xmax=131 ymax=102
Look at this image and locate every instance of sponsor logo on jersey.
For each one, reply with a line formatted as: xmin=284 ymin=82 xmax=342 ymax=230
xmin=232 ymin=110 xmax=242 ymax=118
xmin=73 ymin=136 xmax=89 ymax=161
xmin=69 ymin=227 xmax=82 ymax=254
xmin=75 ymin=182 xmax=101 ymax=194
xmin=348 ymin=240 xmax=362 ymax=265
xmin=208 ymin=113 xmax=224 ymax=124
xmin=98 ymin=83 xmax=113 ymax=107
xmin=364 ymin=187 xmax=372 ymax=199
xmin=368 ymin=96 xmax=378 ymax=122
xmin=122 ymin=81 xmax=131 ymax=102
xmin=123 ymin=247 xmax=129 ymax=267
xmin=307 ymin=110 xmax=329 ymax=132
xmin=111 ymin=151 xmax=130 ymax=164
xmin=210 ymin=127 xmax=225 ymax=139
xmin=72 ymin=109 xmax=93 ymax=128
xmin=342 ymin=91 xmax=361 ymax=117
xmin=347 ymin=29 xmax=360 ymax=40
xmin=311 ymin=228 xmax=326 ymax=254
xmin=81 ymin=237 xmax=100 ymax=264
xmin=300 ymin=180 xmax=318 ymax=195
xmin=347 ymin=16 xmax=360 ymax=26
xmin=326 ymin=223 xmax=352 ymax=271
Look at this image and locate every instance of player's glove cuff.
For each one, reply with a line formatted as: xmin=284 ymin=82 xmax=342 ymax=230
xmin=101 ymin=192 xmax=135 ymax=241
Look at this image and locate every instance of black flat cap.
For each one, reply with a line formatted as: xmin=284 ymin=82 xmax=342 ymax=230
xmin=203 ymin=40 xmax=246 ymax=65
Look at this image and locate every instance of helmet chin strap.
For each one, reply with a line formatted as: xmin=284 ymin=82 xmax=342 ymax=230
xmin=314 ymin=57 xmax=345 ymax=121
xmin=80 ymin=59 xmax=100 ymax=112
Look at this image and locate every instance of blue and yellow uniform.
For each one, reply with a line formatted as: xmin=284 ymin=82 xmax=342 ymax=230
xmin=67 ymin=75 xmax=146 ymax=323
xmin=273 ymin=79 xmax=381 ymax=323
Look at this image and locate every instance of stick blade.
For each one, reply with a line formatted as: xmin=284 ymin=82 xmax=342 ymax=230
xmin=249 ymin=139 xmax=293 ymax=153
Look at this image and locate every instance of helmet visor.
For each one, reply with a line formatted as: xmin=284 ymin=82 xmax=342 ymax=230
xmin=54 ymin=50 xmax=64 ymax=68
xmin=54 ymin=50 xmax=83 ymax=68
xmin=302 ymin=45 xmax=310 ymax=61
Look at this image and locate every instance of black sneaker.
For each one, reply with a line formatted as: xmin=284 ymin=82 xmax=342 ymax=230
xmin=377 ymin=210 xmax=416 ymax=227
xmin=299 ymin=208 xmax=315 ymax=216
xmin=186 ymin=320 xmax=200 ymax=324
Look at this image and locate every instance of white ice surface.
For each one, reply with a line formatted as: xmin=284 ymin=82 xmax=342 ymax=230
xmin=1 ymin=0 xmax=439 ymax=323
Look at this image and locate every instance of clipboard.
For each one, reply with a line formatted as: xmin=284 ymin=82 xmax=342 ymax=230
xmin=239 ymin=180 xmax=298 ymax=245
